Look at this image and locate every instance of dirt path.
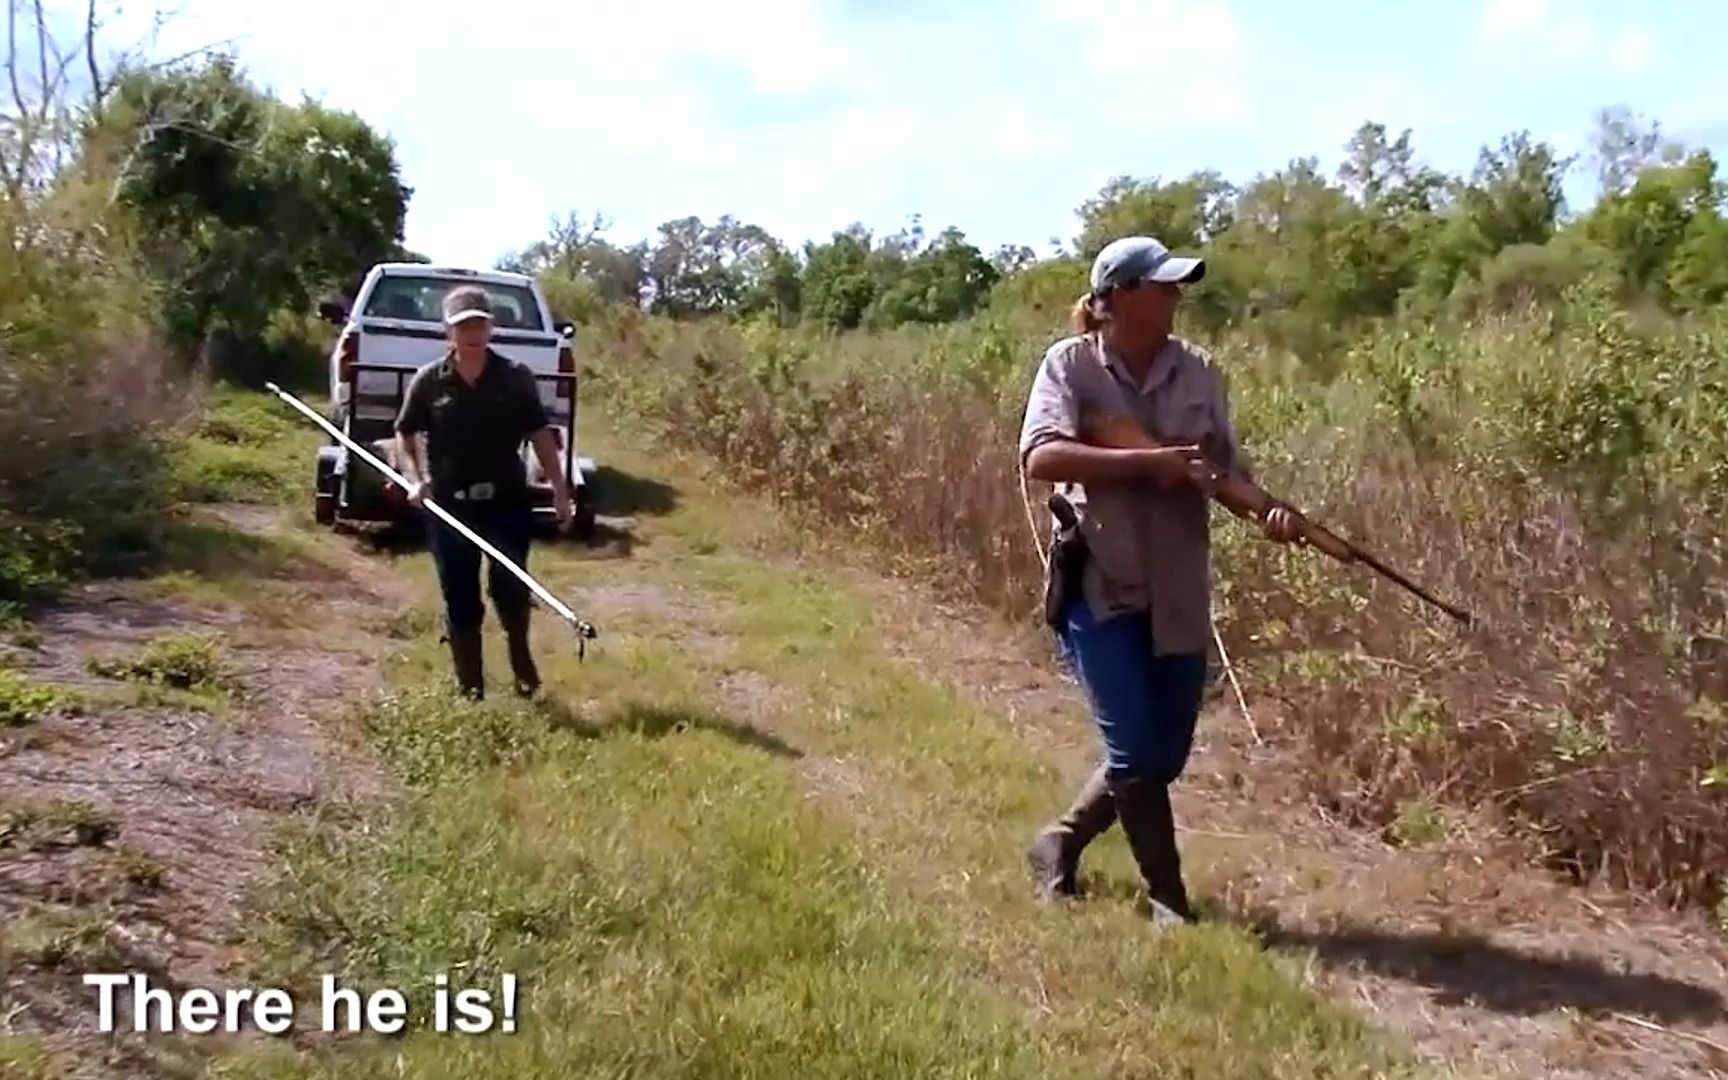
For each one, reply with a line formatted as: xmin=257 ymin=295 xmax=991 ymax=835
xmin=5 ymin=454 xmax=1728 ymax=1079
xmin=0 ymin=504 xmax=411 ymax=1077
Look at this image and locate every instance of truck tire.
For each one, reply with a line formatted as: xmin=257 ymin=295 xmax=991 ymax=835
xmin=573 ymin=482 xmax=599 ymax=545
xmin=314 ymin=451 xmax=338 ymax=526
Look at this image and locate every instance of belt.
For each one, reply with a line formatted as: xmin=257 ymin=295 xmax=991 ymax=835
xmin=448 ymin=482 xmax=497 ymax=502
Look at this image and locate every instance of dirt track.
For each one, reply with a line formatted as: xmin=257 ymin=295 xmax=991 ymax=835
xmin=0 ymin=505 xmax=403 ymax=1077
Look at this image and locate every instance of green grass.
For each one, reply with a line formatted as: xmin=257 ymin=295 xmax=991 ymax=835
xmin=0 ymin=796 xmax=119 ymax=850
xmin=0 ymin=1035 xmax=69 ymax=1080
xmin=170 ymin=386 xmax=325 ymax=505
xmin=86 ymin=630 xmax=237 ymax=696
xmin=214 ymin=429 xmax=1440 ymax=1080
xmin=0 ymin=908 xmax=122 ymax=971
xmin=0 ymin=668 xmax=74 ymax=727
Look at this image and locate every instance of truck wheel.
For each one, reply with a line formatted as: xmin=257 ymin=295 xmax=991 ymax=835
xmin=573 ymin=503 xmax=598 ymax=545
xmin=314 ymin=453 xmax=338 ymax=526
xmin=572 ymin=480 xmax=599 ymax=544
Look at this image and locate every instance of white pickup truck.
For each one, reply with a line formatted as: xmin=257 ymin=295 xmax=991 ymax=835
xmin=311 ymin=262 xmax=598 ymax=541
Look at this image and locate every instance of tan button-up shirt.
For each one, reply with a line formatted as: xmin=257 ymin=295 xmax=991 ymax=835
xmin=1018 ymin=332 xmax=1250 ymax=657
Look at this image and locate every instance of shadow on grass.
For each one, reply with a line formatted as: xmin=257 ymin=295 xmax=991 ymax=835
xmin=1238 ymin=906 xmax=1727 ymax=1026
xmin=532 ymin=696 xmax=800 ymax=759
xmin=337 ymin=513 xmax=641 ymax=562
xmin=140 ymin=517 xmax=342 ymax=584
xmin=591 ymin=465 xmax=680 ymax=518
xmin=346 ymin=520 xmax=428 ymax=557
xmin=572 ymin=518 xmax=637 ymax=560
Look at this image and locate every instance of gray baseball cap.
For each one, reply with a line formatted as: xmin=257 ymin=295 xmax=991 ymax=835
xmin=1089 ymin=236 xmax=1205 ymax=292
xmin=442 ymin=285 xmax=494 ymax=325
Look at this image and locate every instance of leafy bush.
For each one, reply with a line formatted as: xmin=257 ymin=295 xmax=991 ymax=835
xmin=88 ymin=631 xmax=237 ymax=694
xmin=0 ymin=196 xmax=191 ymax=608
xmin=0 ymin=670 xmax=71 ymax=727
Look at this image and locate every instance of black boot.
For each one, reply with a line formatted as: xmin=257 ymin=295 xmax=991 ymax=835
xmin=499 ymin=609 xmax=540 ymax=699
xmin=1108 ymin=773 xmax=1198 ymax=925
xmin=1027 ymin=763 xmax=1116 ymax=902
xmin=447 ymin=622 xmax=485 ymax=701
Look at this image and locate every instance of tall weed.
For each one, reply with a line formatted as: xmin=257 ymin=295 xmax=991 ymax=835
xmin=0 ymin=194 xmax=193 ymax=608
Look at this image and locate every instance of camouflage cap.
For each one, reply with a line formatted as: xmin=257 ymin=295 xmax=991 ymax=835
xmin=441 ymin=285 xmax=494 ymax=325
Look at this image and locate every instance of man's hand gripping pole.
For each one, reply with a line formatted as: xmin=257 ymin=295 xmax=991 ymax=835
xmin=263 ymin=383 xmax=600 ymax=657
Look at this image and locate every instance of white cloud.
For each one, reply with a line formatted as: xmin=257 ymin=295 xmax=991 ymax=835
xmin=1609 ymin=26 xmax=1658 ymax=74
xmin=571 ymin=0 xmax=872 ymax=99
xmin=990 ymin=109 xmax=1062 ymax=160
xmin=1040 ymin=0 xmax=1248 ymax=123
xmin=1476 ymin=0 xmax=1550 ymax=42
xmin=47 ymin=0 xmax=1709 ymax=272
xmin=1472 ymin=0 xmax=1659 ymax=74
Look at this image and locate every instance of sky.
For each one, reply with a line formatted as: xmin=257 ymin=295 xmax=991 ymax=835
xmin=49 ymin=0 xmax=1728 ymax=268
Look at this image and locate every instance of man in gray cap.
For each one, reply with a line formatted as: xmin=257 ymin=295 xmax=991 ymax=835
xmin=394 ymin=285 xmax=573 ymax=700
xmin=1019 ymin=235 xmax=1299 ymax=922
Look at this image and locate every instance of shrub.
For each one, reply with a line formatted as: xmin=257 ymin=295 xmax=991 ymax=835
xmin=0 ymin=213 xmax=192 ymax=606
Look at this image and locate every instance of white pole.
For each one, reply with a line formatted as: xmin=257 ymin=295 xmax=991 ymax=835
xmin=1210 ymin=615 xmax=1258 ymax=746
xmin=263 ymin=382 xmax=597 ymax=650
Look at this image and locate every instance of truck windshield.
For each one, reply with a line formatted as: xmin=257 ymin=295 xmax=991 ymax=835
xmin=362 ymin=276 xmax=545 ymax=331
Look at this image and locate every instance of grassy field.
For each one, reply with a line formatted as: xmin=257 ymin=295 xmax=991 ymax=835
xmin=185 ymin=410 xmax=1445 ymax=1080
xmin=579 ymin=293 xmax=1728 ymax=930
xmin=11 ymin=387 xmax=1725 ymax=1080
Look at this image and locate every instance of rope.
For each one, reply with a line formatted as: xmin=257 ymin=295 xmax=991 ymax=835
xmin=1020 ymin=463 xmax=1051 ymax=573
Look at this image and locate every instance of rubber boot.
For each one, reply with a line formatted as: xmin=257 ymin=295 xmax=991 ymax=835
xmin=499 ymin=609 xmax=540 ymax=699
xmin=1026 ymin=763 xmax=1117 ymax=902
xmin=447 ymin=623 xmax=485 ymax=701
xmin=1108 ymin=773 xmax=1198 ymax=925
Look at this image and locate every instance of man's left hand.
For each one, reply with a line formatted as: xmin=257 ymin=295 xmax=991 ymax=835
xmin=553 ymin=486 xmax=574 ymax=528
xmin=1260 ymin=504 xmax=1303 ymax=545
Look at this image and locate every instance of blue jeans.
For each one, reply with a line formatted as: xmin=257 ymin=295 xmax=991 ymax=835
xmin=1056 ymin=598 xmax=1208 ymax=785
xmin=425 ymin=501 xmax=534 ymax=631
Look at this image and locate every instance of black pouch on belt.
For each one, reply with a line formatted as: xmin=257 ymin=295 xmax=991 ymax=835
xmin=1042 ymin=491 xmax=1089 ymax=631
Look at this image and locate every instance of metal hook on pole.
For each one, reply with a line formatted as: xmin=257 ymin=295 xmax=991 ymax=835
xmin=262 ymin=382 xmax=599 ymax=658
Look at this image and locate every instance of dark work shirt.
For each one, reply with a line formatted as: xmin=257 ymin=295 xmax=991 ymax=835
xmin=394 ymin=348 xmax=551 ymax=507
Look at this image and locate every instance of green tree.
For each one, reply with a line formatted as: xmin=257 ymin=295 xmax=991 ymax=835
xmin=1407 ymin=130 xmax=1571 ymax=307
xmin=1587 ymin=105 xmax=1677 ymax=197
xmin=1578 ymin=149 xmax=1728 ymax=308
xmin=990 ymin=244 xmax=1037 ymax=276
xmin=801 ymin=225 xmax=879 ymax=330
xmin=1075 ymin=170 xmax=1235 ymax=258
xmin=640 ymin=214 xmax=790 ymax=318
xmin=872 ymin=226 xmax=999 ymax=326
xmin=1667 ymin=207 xmax=1728 ymax=310
xmin=100 ymin=54 xmax=410 ymax=365
xmin=498 ymin=210 xmax=647 ymax=307
xmin=735 ymin=244 xmax=803 ymax=325
xmin=1457 ymin=131 xmax=1571 ymax=252
xmin=986 ymin=254 xmax=1086 ymax=327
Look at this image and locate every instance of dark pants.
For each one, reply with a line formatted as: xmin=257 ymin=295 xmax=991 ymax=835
xmin=1055 ymin=598 xmax=1208 ymax=785
xmin=425 ymin=500 xmax=534 ymax=631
